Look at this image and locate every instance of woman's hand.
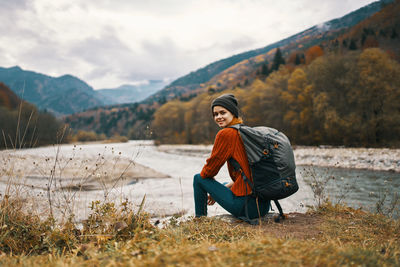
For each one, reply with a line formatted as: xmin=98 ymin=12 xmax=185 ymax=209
xmin=207 ymin=194 xmax=215 ymax=205
xmin=225 ymin=182 xmax=234 ymax=189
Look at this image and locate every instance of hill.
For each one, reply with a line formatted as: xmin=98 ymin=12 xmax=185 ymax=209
xmin=0 ymin=66 xmax=113 ymax=116
xmin=0 ymin=83 xmax=63 ymax=149
xmin=0 ymin=82 xmax=20 ymax=110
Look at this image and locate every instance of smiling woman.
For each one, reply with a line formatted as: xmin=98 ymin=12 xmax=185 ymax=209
xmin=193 ymin=94 xmax=270 ymax=221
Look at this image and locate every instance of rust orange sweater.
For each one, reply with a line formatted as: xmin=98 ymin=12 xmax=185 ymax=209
xmin=200 ymin=127 xmax=253 ymax=196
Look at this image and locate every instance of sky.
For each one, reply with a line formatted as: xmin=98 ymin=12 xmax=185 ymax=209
xmin=0 ymin=0 xmax=377 ymax=89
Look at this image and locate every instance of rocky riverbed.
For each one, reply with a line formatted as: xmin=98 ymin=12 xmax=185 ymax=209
xmin=157 ymin=145 xmax=400 ymax=173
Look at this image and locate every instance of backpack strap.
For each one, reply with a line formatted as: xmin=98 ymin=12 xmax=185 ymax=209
xmin=229 ymin=157 xmax=260 ymax=224
xmin=229 ymin=157 xmax=286 ymax=223
xmin=273 ymin=200 xmax=286 ymax=222
xmin=228 ymin=158 xmax=254 ymax=193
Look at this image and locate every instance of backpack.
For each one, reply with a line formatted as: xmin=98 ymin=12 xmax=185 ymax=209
xmin=229 ymin=124 xmax=298 ymax=223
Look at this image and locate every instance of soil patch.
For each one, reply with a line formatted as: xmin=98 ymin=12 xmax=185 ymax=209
xmin=216 ymin=212 xmax=324 ymax=240
xmin=260 ymin=212 xmax=324 ymax=239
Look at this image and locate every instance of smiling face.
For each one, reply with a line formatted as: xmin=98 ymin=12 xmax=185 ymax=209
xmin=213 ymin=106 xmax=234 ymax=128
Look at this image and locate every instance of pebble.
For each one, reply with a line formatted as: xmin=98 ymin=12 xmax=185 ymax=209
xmin=294 ymin=146 xmax=400 ymax=173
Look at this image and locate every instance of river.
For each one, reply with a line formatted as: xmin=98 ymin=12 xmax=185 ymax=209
xmin=1 ymin=141 xmax=399 ymax=222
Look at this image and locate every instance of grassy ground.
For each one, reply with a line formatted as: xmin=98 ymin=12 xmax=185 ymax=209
xmin=0 ymin=198 xmax=399 ymax=266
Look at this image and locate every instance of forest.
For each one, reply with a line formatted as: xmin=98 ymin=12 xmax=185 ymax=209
xmin=0 ymin=83 xmax=63 ymax=149
xmin=152 ymin=48 xmax=400 ymax=147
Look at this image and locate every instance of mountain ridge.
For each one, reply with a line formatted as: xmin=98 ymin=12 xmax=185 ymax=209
xmin=97 ymin=80 xmax=168 ymax=105
xmin=0 ymin=66 xmax=112 ymax=116
xmin=144 ymin=0 xmax=392 ymax=104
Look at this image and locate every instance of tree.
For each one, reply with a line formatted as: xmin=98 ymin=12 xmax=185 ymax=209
xmin=260 ymin=62 xmax=270 ymax=76
xmin=242 ymin=68 xmax=290 ymax=130
xmin=305 ymin=52 xmax=359 ymax=145
xmin=295 ymin=53 xmax=303 ymax=65
xmin=281 ymin=68 xmax=315 ymax=143
xmin=152 ymin=100 xmax=187 ymax=144
xmin=349 ymin=39 xmax=358 ymax=50
xmin=305 ymin=45 xmax=324 ymax=64
xmin=351 ymin=48 xmax=400 ymax=146
xmin=271 ymin=48 xmax=286 ymax=71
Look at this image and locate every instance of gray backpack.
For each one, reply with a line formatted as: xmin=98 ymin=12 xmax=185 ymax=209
xmin=229 ymin=124 xmax=298 ymax=222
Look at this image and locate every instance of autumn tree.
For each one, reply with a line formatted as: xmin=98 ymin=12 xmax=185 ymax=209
xmin=152 ymin=100 xmax=187 ymax=144
xmin=242 ymin=68 xmax=290 ymax=130
xmin=287 ymin=53 xmax=304 ymax=66
xmin=305 ymin=45 xmax=324 ymax=64
xmin=281 ymin=68 xmax=315 ymax=143
xmin=350 ymin=48 xmax=400 ymax=146
xmin=306 ymin=52 xmax=359 ymax=145
xmin=184 ymin=94 xmax=218 ymax=144
xmin=0 ymin=103 xmax=62 ymax=149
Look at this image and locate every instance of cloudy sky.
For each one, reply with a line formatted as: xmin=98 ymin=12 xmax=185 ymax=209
xmin=1 ymin=0 xmax=377 ymax=89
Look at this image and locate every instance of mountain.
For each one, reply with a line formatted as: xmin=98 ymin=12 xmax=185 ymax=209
xmin=0 ymin=66 xmax=113 ymax=116
xmin=97 ymin=80 xmax=168 ymax=104
xmin=198 ymin=0 xmax=400 ymax=94
xmin=65 ymin=0 xmax=399 ymax=138
xmin=144 ymin=0 xmax=393 ymax=104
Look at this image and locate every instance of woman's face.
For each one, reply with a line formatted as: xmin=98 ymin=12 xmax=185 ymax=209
xmin=213 ymin=106 xmax=234 ymax=128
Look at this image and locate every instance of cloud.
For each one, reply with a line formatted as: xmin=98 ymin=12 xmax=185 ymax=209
xmin=69 ymin=28 xmax=132 ymax=66
xmin=0 ymin=0 xmax=377 ymax=88
xmin=1 ymin=0 xmax=30 ymax=12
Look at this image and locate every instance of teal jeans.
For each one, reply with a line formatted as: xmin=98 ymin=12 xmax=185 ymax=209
xmin=193 ymin=173 xmax=270 ymax=219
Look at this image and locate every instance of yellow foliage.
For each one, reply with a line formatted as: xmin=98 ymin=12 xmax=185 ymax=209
xmin=152 ymin=48 xmax=400 ymax=147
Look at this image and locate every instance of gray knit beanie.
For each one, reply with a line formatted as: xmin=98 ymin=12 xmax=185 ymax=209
xmin=211 ymin=94 xmax=239 ymax=118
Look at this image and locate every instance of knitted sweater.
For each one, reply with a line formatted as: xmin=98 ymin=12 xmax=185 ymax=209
xmin=200 ymin=127 xmax=253 ymax=196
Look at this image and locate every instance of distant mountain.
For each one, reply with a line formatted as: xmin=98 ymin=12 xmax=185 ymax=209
xmin=145 ymin=0 xmax=393 ymax=104
xmin=97 ymin=80 xmax=168 ymax=104
xmin=0 ymin=66 xmax=113 ymax=116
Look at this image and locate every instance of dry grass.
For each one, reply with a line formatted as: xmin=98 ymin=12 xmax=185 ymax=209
xmin=0 ymin=199 xmax=399 ymax=266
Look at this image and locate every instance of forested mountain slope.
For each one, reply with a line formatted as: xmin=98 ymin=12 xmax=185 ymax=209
xmin=144 ymin=0 xmax=392 ymax=104
xmin=65 ymin=0 xmax=400 ymax=147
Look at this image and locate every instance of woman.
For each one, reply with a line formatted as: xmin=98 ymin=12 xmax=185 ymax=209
xmin=193 ymin=94 xmax=270 ymax=220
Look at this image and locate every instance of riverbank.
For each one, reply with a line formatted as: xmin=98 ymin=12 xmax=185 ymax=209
xmin=295 ymin=146 xmax=400 ymax=173
xmin=157 ymin=144 xmax=400 ymax=172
